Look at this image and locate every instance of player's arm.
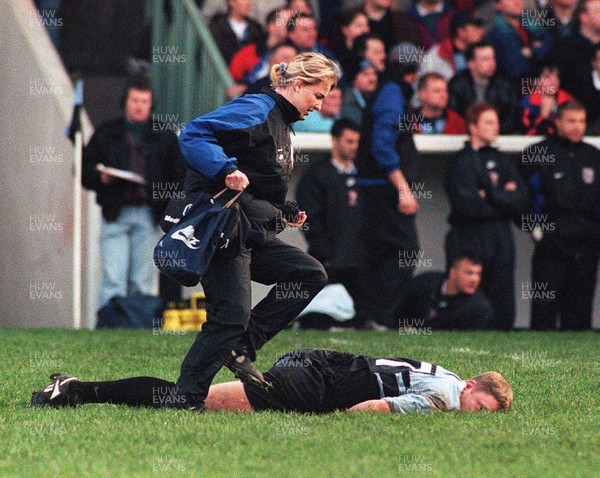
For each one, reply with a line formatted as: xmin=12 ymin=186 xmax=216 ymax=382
xmin=347 ymin=399 xmax=391 ymax=413
xmin=382 ymin=393 xmax=447 ymax=414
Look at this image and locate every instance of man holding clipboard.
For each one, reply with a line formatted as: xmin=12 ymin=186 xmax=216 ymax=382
xmin=82 ymin=77 xmax=185 ymax=316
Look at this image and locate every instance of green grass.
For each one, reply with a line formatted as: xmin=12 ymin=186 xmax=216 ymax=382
xmin=1 ymin=328 xmax=598 ymax=478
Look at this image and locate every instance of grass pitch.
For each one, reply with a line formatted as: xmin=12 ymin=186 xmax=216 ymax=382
xmin=1 ymin=328 xmax=598 ymax=478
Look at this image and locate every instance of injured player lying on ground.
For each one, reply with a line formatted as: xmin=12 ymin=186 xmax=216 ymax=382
xmin=29 ymin=348 xmax=512 ymax=413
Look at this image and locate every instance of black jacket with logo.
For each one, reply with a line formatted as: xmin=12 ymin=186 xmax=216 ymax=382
xmin=445 ymin=142 xmax=529 ymax=226
xmin=525 ymin=136 xmax=600 ymax=237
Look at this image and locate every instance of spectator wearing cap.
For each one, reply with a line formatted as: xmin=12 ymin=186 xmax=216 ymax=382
xmin=551 ymin=0 xmax=600 ymax=125
xmin=361 ymin=0 xmax=422 ymax=52
xmin=486 ymin=0 xmax=553 ymax=81
xmin=352 ymin=34 xmax=387 ymax=73
xmin=520 ymin=63 xmax=573 ymax=135
xmin=418 ymin=12 xmax=486 ymax=81
xmin=329 ymin=8 xmax=371 ymax=77
xmin=410 ymin=73 xmax=467 ymax=134
xmin=295 ymin=86 xmax=343 ymax=132
xmin=408 ymin=0 xmax=456 ymax=51
xmin=448 ymin=41 xmax=519 ymax=133
xmin=342 ymin=59 xmax=379 ymax=125
xmin=209 ymin=0 xmax=265 ymax=65
xmin=229 ymin=8 xmax=292 ymax=84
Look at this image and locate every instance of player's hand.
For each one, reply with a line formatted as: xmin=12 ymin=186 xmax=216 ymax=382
xmin=225 ymin=171 xmax=249 ymax=191
xmin=478 ymin=189 xmax=486 ymax=199
xmin=397 ymin=189 xmax=419 ymax=215
xmin=504 ymin=181 xmax=517 ymax=191
xmin=100 ymin=172 xmax=113 ymax=185
xmin=287 ymin=211 xmax=307 ymax=227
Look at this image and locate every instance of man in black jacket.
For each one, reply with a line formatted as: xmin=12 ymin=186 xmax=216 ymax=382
xmin=550 ymin=0 xmax=600 ymax=125
xmin=448 ymin=41 xmax=519 ymax=134
xmin=296 ymin=118 xmax=364 ymax=327
xmin=522 ymin=101 xmax=600 ymax=330
xmin=445 ymin=103 xmax=528 ymax=330
xmin=209 ymin=0 xmax=265 ymax=65
xmin=82 ymin=77 xmax=186 ymax=312
xmin=395 ymin=251 xmax=494 ymax=330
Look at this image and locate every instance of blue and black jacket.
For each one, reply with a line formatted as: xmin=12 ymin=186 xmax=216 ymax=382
xmin=180 ymin=88 xmax=299 ymax=205
xmin=355 ymin=78 xmax=419 ymax=188
xmin=178 ymin=88 xmax=300 ymax=244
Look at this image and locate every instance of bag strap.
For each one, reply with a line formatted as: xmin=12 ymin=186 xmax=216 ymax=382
xmin=223 ymin=190 xmax=243 ymax=209
xmin=212 ymin=188 xmax=243 ymax=209
xmin=212 ymin=188 xmax=229 ymax=200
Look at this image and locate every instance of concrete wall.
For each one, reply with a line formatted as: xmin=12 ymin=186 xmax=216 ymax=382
xmin=0 ymin=0 xmax=97 ymax=328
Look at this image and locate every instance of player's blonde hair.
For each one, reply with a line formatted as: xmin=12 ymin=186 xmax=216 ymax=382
xmin=270 ymin=52 xmax=340 ymax=91
xmin=471 ymin=371 xmax=513 ymax=411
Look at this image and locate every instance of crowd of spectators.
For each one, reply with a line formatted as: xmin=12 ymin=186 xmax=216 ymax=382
xmin=203 ymin=0 xmax=600 ymax=135
xmin=199 ymin=0 xmax=599 ymax=331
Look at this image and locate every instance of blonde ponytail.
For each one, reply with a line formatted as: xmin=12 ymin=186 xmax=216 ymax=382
xmin=270 ymin=52 xmax=340 ymax=90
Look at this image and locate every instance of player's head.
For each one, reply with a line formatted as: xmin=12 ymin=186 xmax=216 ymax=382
xmin=556 ymin=100 xmax=587 ymax=143
xmin=447 ymin=251 xmax=483 ymax=295
xmin=270 ymin=52 xmax=340 ymax=119
xmin=331 ymin=118 xmax=360 ymax=163
xmin=460 ymin=372 xmax=513 ymax=412
xmin=122 ymin=76 xmax=153 ymax=123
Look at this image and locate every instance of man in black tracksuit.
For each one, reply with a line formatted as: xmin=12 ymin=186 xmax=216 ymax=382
xmin=296 ymin=118 xmax=365 ymax=327
xmin=355 ymin=63 xmax=421 ymax=329
xmin=445 ymin=103 xmax=528 ymax=330
xmin=522 ymin=101 xmax=600 ymax=330
xmin=395 ymin=251 xmax=494 ymax=330
xmin=174 ymin=53 xmax=339 ymax=410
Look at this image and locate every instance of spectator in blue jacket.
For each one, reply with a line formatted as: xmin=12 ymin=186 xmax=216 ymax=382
xmin=486 ymin=0 xmax=553 ymax=80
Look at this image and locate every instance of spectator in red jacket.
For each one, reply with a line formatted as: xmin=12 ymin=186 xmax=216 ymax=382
xmin=229 ymin=8 xmax=292 ymax=83
xmin=411 ymin=72 xmax=467 ymax=133
xmin=408 ymin=0 xmax=456 ymax=51
xmin=520 ymin=63 xmax=573 ymax=135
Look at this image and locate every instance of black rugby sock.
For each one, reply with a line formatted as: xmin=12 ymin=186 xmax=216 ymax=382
xmin=75 ymin=377 xmax=177 ymax=407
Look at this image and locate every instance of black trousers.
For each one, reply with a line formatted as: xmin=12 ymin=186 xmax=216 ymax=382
xmin=446 ymin=221 xmax=515 ymax=330
xmin=175 ymin=236 xmax=327 ymax=405
xmin=530 ymin=235 xmax=600 ymax=330
xmin=244 ymin=349 xmax=380 ymax=413
xmin=358 ymin=185 xmax=419 ymax=328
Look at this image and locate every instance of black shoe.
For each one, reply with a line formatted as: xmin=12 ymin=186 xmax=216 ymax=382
xmin=29 ymin=373 xmax=82 ymax=408
xmin=224 ymin=350 xmax=270 ymax=388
